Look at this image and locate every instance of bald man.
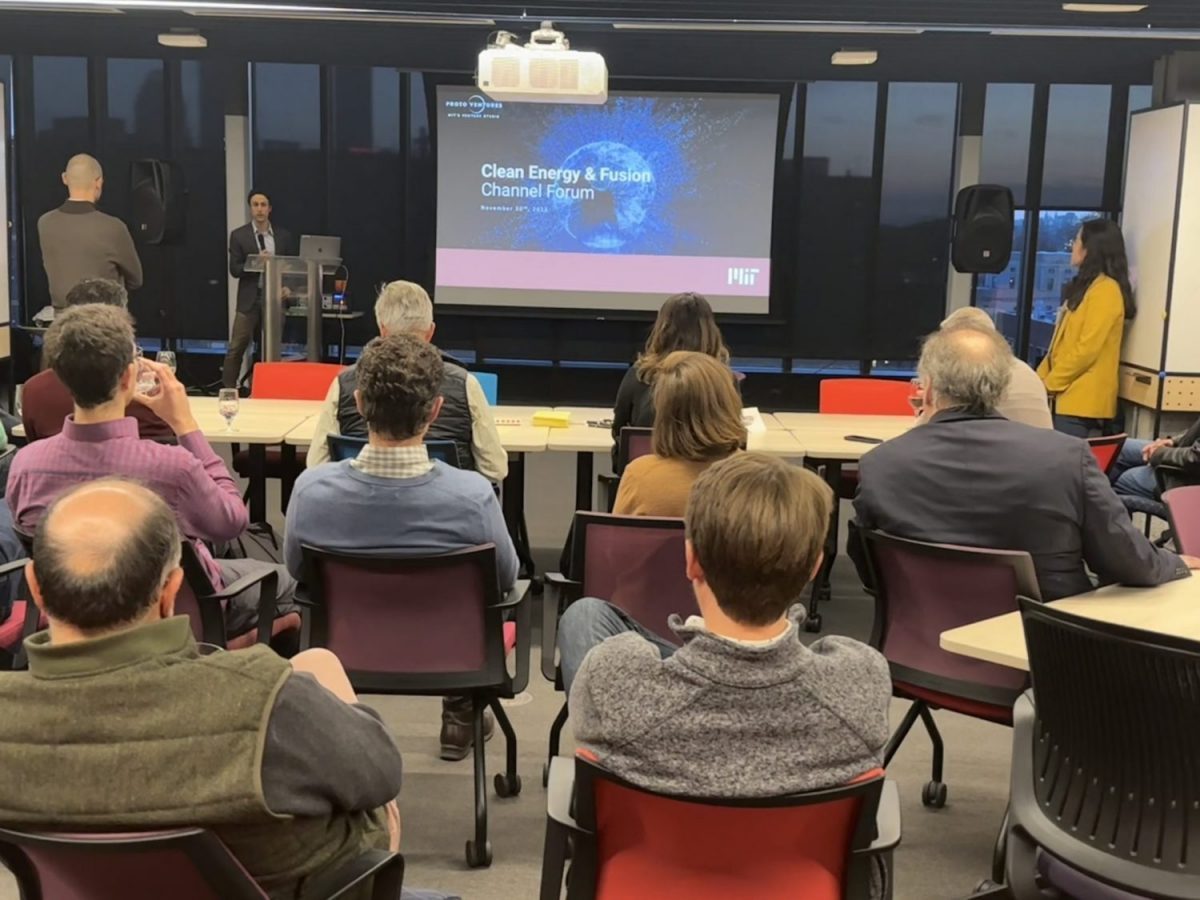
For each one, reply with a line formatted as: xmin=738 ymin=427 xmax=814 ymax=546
xmin=37 ymin=154 xmax=142 ymax=309
xmin=0 ymin=478 xmax=404 ymax=896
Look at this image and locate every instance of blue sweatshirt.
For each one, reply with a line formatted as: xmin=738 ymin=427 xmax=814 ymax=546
xmin=284 ymin=459 xmax=519 ymax=589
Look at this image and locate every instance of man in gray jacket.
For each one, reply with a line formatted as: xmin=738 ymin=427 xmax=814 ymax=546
xmin=37 ymin=154 xmax=142 ymax=309
xmin=849 ymin=326 xmax=1197 ymax=601
xmin=564 ymin=452 xmax=891 ymax=799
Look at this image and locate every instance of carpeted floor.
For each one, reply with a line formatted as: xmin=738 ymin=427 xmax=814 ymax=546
xmin=0 ymin=462 xmax=1015 ymax=900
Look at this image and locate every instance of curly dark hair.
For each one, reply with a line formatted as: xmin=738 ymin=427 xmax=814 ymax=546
xmin=44 ymin=304 xmax=136 ymax=409
xmin=356 ymin=334 xmax=444 ymax=440
xmin=65 ymin=277 xmax=128 ymax=309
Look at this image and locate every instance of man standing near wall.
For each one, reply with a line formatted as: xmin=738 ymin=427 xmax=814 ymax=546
xmin=37 ymin=154 xmax=143 ymax=311
xmin=223 ymin=190 xmax=296 ymax=390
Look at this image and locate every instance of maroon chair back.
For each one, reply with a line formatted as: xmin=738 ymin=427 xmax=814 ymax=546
xmin=177 ymin=543 xmax=226 ymax=648
xmin=863 ymin=531 xmax=1038 ymax=714
xmin=569 ymin=513 xmax=691 ymax=644
xmin=1086 ymin=433 xmax=1127 ymax=476
xmin=301 ymin=544 xmax=509 ymax=694
xmin=1164 ymin=485 xmax=1200 ymax=555
xmin=617 ymin=427 xmax=653 ymax=470
xmin=0 ymin=827 xmax=266 ymax=900
xmin=569 ymin=758 xmax=884 ymax=900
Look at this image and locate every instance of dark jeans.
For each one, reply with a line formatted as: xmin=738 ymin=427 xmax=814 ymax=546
xmin=556 ymin=597 xmax=678 ymax=695
xmin=222 ymin=306 xmax=261 ymax=388
xmin=1053 ymin=414 xmax=1106 ymax=439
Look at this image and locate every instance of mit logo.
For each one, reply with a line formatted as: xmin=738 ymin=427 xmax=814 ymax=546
xmin=727 ymin=267 xmax=760 ymax=286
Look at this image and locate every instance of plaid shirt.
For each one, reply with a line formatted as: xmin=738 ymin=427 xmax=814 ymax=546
xmin=350 ymin=443 xmax=434 ymax=479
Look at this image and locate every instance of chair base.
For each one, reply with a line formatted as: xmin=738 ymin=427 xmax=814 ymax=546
xmin=884 ymin=699 xmax=947 ymax=808
xmin=466 ymin=695 xmax=522 ymax=868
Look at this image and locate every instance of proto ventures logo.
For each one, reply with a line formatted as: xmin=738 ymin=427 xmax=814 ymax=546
xmin=445 ymin=95 xmax=504 ymax=118
xmin=728 ymin=267 xmax=760 ymax=286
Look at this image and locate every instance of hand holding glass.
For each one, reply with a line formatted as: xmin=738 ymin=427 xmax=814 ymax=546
xmin=217 ymin=389 xmax=240 ymax=433
xmin=157 ymin=350 xmax=177 ymax=372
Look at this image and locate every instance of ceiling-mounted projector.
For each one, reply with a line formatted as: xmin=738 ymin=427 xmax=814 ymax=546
xmin=477 ymin=21 xmax=608 ymax=105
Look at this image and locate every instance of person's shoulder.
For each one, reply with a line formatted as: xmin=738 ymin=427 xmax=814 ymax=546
xmin=581 ymin=631 xmax=666 ymax=680
xmin=434 ymin=462 xmax=497 ymax=500
xmin=1087 ymin=274 xmax=1124 ymax=304
xmin=621 ymin=454 xmax=659 ymax=478
xmin=21 ymin=368 xmax=57 ymax=396
xmin=808 ymin=634 xmax=889 ymax=682
xmin=292 ymin=459 xmax=353 ymax=497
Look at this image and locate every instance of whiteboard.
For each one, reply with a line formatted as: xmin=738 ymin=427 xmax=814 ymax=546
xmin=1167 ymin=107 xmax=1200 ymax=373
xmin=1120 ymin=105 xmax=1184 ymax=372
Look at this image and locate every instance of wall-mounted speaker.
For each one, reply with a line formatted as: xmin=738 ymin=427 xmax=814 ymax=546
xmin=952 ymin=184 xmax=1014 ymax=275
xmin=130 ymin=159 xmax=186 ymax=245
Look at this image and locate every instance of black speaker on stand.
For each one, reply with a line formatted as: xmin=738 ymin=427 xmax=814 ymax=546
xmin=130 ymin=159 xmax=188 ymax=352
xmin=951 ymin=184 xmax=1014 ymax=275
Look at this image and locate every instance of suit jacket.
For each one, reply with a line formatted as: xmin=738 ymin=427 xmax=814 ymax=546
xmin=1151 ymin=417 xmax=1200 ymax=478
xmin=848 ymin=409 xmax=1188 ymax=602
xmin=228 ymin=223 xmax=296 ymax=314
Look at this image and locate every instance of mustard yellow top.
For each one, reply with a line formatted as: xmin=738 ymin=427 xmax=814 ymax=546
xmin=613 ymin=455 xmax=716 ymax=518
xmin=1036 ymin=274 xmax=1125 ymax=420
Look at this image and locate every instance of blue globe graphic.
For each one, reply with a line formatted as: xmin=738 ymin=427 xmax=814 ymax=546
xmin=553 ymin=141 xmax=656 ymax=250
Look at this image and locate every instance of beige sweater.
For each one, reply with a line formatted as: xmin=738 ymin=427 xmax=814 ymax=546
xmin=38 ymin=200 xmax=142 ymax=308
xmin=613 ymin=455 xmax=718 ymax=518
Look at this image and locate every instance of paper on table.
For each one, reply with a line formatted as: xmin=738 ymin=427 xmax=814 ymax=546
xmin=741 ymin=407 xmax=767 ymax=434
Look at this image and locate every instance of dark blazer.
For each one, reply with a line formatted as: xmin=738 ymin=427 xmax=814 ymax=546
xmin=228 ymin=223 xmax=296 ymax=314
xmin=1151 ymin=416 xmax=1200 ymax=478
xmin=611 ymin=365 xmax=656 ymax=471
xmin=849 ymin=409 xmax=1189 ymax=602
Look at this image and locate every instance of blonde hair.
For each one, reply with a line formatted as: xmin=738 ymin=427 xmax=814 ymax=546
xmin=635 ymin=292 xmax=730 ymax=381
xmin=687 ymin=453 xmax=833 ymax=626
xmin=651 ymin=351 xmax=746 ymax=462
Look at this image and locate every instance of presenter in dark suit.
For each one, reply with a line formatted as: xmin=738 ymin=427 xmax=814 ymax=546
xmin=223 ymin=190 xmax=296 ymax=389
xmin=848 ymin=326 xmax=1196 ymax=602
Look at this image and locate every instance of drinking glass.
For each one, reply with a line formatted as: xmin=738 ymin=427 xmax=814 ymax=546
xmin=217 ymin=388 xmax=240 ymax=433
xmin=157 ymin=350 xmax=177 ymax=373
xmin=908 ymin=377 xmax=924 ymax=416
xmin=134 ymin=347 xmax=158 ymax=395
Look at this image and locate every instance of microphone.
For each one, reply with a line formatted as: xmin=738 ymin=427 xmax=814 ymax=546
xmin=256 ymin=232 xmax=266 ymax=251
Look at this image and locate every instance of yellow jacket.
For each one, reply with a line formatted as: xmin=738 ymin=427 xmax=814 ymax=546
xmin=1037 ymin=274 xmax=1125 ymax=420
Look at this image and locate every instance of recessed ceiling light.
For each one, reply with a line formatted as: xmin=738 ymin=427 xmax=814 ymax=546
xmin=158 ymin=28 xmax=206 ymax=46
xmin=832 ymin=49 xmax=878 ymax=66
xmin=1062 ymin=3 xmax=1149 ymax=12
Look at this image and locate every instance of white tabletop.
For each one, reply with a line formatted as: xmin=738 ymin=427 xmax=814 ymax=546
xmin=773 ymin=412 xmax=915 ymax=461
xmin=939 ymin=575 xmax=1200 ymax=671
xmin=282 ymin=409 xmax=549 ymax=453
xmin=188 ymin=397 xmax=321 ymax=445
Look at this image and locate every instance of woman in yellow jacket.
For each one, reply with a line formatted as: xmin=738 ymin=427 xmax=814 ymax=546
xmin=1037 ymin=218 xmax=1135 ymax=438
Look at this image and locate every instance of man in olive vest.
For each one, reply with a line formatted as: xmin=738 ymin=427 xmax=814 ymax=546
xmin=0 ymin=478 xmax=403 ymax=899
xmin=305 ymin=280 xmax=507 ymax=480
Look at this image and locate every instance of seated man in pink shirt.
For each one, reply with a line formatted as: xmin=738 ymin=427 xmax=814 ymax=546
xmin=6 ymin=303 xmax=298 ymax=648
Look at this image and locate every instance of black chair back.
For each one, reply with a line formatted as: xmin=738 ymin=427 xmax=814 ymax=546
xmin=327 ymin=434 xmax=461 ymax=467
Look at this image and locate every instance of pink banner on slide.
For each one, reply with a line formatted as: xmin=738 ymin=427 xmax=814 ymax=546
xmin=436 ymin=248 xmax=770 ymax=296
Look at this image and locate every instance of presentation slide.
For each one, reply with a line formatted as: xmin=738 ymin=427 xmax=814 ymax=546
xmin=435 ymin=86 xmax=780 ymax=314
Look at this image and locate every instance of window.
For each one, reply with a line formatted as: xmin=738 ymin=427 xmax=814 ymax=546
xmin=794 ymin=81 xmax=878 ymax=357
xmin=873 ymin=82 xmax=959 ymax=357
xmin=1042 ymin=85 xmax=1112 ymax=209
xmin=252 ymin=63 xmax=322 ymax=237
xmin=980 ymin=84 xmax=1034 ymax=206
xmin=974 ymin=211 xmax=1027 ymax=350
xmin=1026 ymin=210 xmax=1094 ymax=366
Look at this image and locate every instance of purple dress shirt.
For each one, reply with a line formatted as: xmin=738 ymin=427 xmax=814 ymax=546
xmin=5 ymin=417 xmax=247 ymax=587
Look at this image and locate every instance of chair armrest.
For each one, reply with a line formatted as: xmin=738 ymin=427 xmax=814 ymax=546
xmin=496 ymin=581 xmax=532 ymax=693
xmin=494 ymin=580 xmax=531 ymax=610
xmin=204 ymin=566 xmax=279 ymax=647
xmin=544 ymin=572 xmax=578 ymax=588
xmin=541 ymin=573 xmax=582 ymax=682
xmin=857 ymin=779 xmax=902 ymax=855
xmin=303 ymin=848 xmax=405 ymax=900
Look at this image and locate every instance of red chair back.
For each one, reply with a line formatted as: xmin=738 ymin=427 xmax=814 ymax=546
xmin=1086 ymin=433 xmax=1127 ymax=476
xmin=572 ymin=759 xmax=884 ymax=900
xmin=569 ymin=514 xmax=691 ymax=645
xmin=300 ymin=544 xmax=513 ymax=694
xmin=249 ymin=362 xmax=342 ymax=400
xmin=1164 ymin=485 xmax=1200 ymax=555
xmin=0 ymin=827 xmax=267 ymax=900
xmin=819 ymin=378 xmax=913 ymax=416
xmin=863 ymin=531 xmax=1037 ymax=718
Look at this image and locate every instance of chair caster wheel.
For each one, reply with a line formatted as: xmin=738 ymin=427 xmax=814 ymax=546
xmin=495 ymin=772 xmax=522 ymax=797
xmin=542 ymin=763 xmax=550 ymax=787
xmin=530 ymin=578 xmax=545 ymax=595
xmin=465 ymin=838 xmax=492 ymax=868
xmin=922 ymin=780 xmax=948 ymax=808
xmin=804 ymin=614 xmax=822 ymax=633
xmin=973 ymin=879 xmax=1000 ymax=895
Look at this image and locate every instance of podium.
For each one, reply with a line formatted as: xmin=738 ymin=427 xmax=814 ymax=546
xmin=243 ymin=254 xmax=323 ymax=362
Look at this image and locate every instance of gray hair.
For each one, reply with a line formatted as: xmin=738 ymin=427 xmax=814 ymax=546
xmin=941 ymin=306 xmax=996 ymax=332
xmin=63 ymin=154 xmax=103 ymax=189
xmin=918 ymin=326 xmax=1013 ymax=416
xmin=375 ymin=280 xmax=433 ymax=335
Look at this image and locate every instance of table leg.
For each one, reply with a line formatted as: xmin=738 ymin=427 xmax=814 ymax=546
xmin=248 ymin=444 xmax=267 ymax=525
xmin=805 ymin=458 xmax=842 ymax=633
xmin=280 ymin=443 xmax=298 ymax=514
xmin=575 ymin=452 xmax=594 ymax=512
xmin=502 ymin=452 xmax=535 ymax=579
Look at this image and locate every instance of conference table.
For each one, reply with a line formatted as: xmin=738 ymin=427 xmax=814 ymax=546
xmin=939 ymin=575 xmax=1200 ymax=672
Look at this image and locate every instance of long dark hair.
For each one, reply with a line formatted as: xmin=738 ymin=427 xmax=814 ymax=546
xmin=1064 ymin=218 xmax=1135 ymax=319
xmin=634 ymin=292 xmax=730 ymax=381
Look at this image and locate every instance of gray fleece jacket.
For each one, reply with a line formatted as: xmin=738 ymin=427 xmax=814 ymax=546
xmin=570 ymin=606 xmax=892 ymax=797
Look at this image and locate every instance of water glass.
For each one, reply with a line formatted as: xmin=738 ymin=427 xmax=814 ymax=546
xmin=134 ymin=347 xmax=158 ymax=395
xmin=217 ymin=388 xmax=240 ymax=433
xmin=157 ymin=350 xmax=177 ymax=373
